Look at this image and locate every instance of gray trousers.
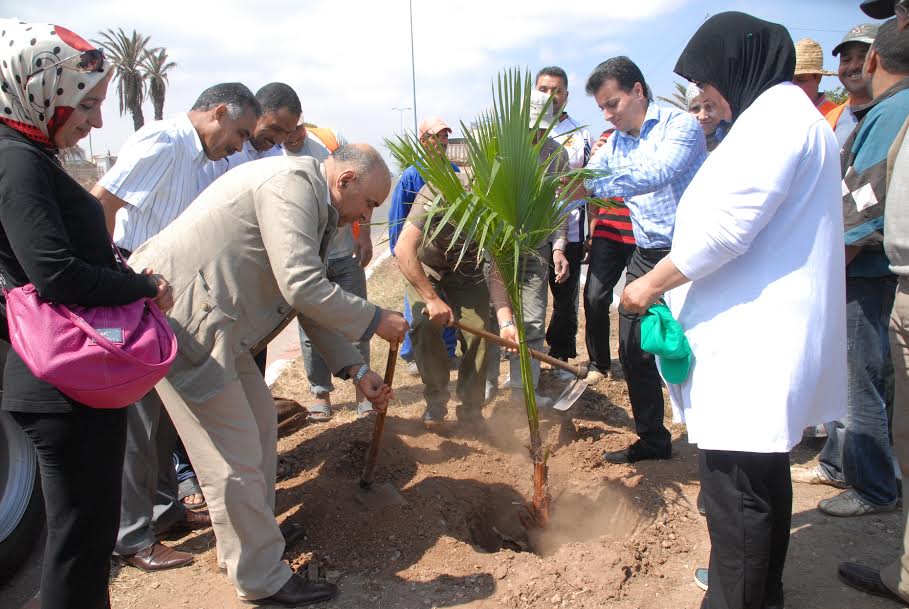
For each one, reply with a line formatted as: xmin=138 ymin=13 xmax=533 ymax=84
xmin=505 ymin=247 xmax=550 ymax=389
xmin=115 ymin=389 xmax=185 ymax=555
xmin=298 ymin=255 xmax=370 ymax=396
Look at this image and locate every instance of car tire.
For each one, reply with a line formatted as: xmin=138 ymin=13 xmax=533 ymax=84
xmin=0 ymin=407 xmax=45 ymax=585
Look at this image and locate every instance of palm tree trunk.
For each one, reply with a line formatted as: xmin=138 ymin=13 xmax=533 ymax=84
xmin=512 ymin=258 xmax=551 ymax=529
xmin=131 ymin=104 xmax=144 ymax=131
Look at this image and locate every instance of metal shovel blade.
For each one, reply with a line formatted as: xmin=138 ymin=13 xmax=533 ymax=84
xmin=552 ymin=378 xmax=588 ymax=411
xmin=355 ymin=481 xmax=408 ymax=509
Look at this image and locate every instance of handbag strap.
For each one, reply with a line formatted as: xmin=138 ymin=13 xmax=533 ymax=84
xmin=62 ymin=300 xmax=177 ymax=370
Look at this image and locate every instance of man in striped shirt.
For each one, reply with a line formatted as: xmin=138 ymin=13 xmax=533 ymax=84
xmin=576 ymin=57 xmax=706 ymax=464
xmin=92 ymin=83 xmax=260 ymax=572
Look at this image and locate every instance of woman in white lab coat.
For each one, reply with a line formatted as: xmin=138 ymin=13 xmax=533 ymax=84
xmin=619 ymin=11 xmax=847 ymax=609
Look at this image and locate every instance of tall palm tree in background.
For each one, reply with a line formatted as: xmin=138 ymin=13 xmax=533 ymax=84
xmin=387 ymin=69 xmax=606 ymax=528
xmin=142 ymin=48 xmax=177 ymax=121
xmin=95 ymin=28 xmax=150 ymax=131
xmin=658 ymin=81 xmax=689 ymax=111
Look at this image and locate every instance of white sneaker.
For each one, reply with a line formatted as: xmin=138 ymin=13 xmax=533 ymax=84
xmin=584 ymin=367 xmax=606 ymax=384
xmin=790 ymin=465 xmax=846 ymax=489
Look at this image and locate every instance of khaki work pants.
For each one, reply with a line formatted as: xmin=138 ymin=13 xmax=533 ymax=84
xmin=883 ymin=276 xmax=909 ymax=603
xmin=156 ymin=353 xmax=292 ymax=600
xmin=407 ymin=270 xmax=490 ymax=417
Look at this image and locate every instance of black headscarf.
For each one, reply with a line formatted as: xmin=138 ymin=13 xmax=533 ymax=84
xmin=674 ymin=12 xmax=795 ymax=123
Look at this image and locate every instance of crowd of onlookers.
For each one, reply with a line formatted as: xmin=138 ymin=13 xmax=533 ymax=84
xmin=1 ymin=2 xmax=909 ymax=608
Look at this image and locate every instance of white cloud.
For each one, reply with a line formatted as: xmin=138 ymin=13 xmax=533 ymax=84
xmin=13 ymin=0 xmax=686 ymax=160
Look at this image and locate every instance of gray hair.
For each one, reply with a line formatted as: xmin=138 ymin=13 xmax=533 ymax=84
xmin=331 ymin=144 xmax=388 ymax=177
xmin=191 ymin=82 xmax=261 ymax=119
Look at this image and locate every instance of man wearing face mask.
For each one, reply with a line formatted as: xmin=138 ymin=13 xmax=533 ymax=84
xmin=825 ymin=23 xmax=879 ymax=147
xmin=535 ymin=66 xmax=592 ymax=375
xmin=128 ymin=144 xmax=408 ymax=605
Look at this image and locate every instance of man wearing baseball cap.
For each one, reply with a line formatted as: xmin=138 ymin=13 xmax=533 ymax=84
xmin=824 ymin=23 xmax=879 ymax=147
xmin=861 ymin=0 xmax=909 ymax=30
xmin=792 ymin=38 xmax=839 ymax=115
xmin=388 ymin=117 xmax=461 ymax=376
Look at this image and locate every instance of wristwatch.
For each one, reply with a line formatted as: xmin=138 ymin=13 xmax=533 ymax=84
xmin=354 ymin=364 xmax=370 ymax=384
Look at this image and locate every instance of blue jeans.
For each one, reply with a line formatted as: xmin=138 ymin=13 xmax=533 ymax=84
xmin=820 ymin=275 xmax=898 ymax=506
xmin=401 ymin=291 xmax=457 ymax=361
xmin=298 ymin=255 xmax=371 ymax=396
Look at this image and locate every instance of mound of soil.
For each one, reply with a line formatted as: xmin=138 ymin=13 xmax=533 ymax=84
xmin=78 ymin=256 xmax=900 ymax=609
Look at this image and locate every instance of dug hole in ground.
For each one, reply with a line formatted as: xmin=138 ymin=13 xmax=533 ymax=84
xmin=8 ymin=255 xmax=903 ymax=609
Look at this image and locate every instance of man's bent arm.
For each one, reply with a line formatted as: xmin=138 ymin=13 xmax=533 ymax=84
xmin=90 ymin=185 xmax=129 ymax=237
xmin=396 ymin=223 xmax=439 ymax=303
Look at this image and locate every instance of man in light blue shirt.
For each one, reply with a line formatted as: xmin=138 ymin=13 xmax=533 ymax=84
xmin=577 ymin=56 xmax=706 ymax=464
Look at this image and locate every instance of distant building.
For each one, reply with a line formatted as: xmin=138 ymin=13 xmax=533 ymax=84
xmin=59 ymin=145 xmax=112 ymax=190
xmin=93 ymin=151 xmax=117 ymax=174
xmin=446 ymin=137 xmax=469 ymax=168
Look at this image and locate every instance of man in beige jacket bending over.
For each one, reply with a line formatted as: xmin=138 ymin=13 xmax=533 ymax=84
xmin=129 ymin=144 xmax=407 ymax=606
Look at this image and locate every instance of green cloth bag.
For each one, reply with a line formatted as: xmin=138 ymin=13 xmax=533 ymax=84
xmin=640 ymin=303 xmax=692 ymax=384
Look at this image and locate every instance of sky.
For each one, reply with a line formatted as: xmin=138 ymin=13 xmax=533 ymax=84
xmin=12 ymin=0 xmax=881 ymax=164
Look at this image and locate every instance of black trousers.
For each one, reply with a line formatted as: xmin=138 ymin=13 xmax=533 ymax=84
xmin=700 ymin=450 xmax=792 ymax=609
xmin=584 ymin=238 xmax=635 ymax=372
xmin=546 ymin=242 xmax=584 ymax=359
xmin=618 ymin=247 xmax=671 ymax=452
xmin=12 ymin=404 xmax=128 ymax=609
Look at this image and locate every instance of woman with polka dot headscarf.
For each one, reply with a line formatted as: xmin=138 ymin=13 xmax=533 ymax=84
xmin=0 ymin=19 xmax=172 ymax=609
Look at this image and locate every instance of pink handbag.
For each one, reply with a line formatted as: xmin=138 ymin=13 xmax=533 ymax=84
xmin=3 ymin=277 xmax=178 ymax=409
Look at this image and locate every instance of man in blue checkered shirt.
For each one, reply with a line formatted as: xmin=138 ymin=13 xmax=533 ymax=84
xmin=576 ymin=56 xmax=707 ymax=464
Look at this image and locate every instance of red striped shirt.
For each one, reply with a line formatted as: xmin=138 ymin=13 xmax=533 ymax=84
xmin=593 ymin=199 xmax=636 ymax=244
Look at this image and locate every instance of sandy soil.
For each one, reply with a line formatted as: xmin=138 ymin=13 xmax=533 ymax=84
xmin=6 ymin=256 xmax=906 ymax=609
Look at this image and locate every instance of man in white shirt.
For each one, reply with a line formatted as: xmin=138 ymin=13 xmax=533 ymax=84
xmin=91 ymin=82 xmax=260 ymax=572
xmin=535 ymin=66 xmax=592 ymax=377
xmin=94 ymin=83 xmax=260 ymax=250
xmin=283 ymin=121 xmax=375 ymax=419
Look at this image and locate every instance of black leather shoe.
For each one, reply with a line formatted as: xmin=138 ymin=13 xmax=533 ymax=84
xmin=838 ymin=562 xmax=904 ymax=602
xmin=280 ymin=521 xmax=306 ymax=548
xmin=250 ymin=573 xmax=338 ymax=607
xmin=603 ymin=441 xmax=671 ymax=464
xmin=116 ymin=542 xmax=193 ymax=572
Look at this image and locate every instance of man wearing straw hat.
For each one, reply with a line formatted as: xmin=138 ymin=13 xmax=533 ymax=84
xmin=792 ymin=38 xmax=839 ymax=116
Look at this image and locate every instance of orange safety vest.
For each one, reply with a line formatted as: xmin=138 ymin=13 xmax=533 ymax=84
xmin=307 ymin=127 xmax=361 ymax=240
xmin=825 ymin=102 xmax=848 ymax=130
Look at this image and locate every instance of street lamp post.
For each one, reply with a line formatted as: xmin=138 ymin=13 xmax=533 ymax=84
xmin=392 ymin=106 xmax=411 ymax=134
xmin=409 ymin=0 xmax=418 ymax=135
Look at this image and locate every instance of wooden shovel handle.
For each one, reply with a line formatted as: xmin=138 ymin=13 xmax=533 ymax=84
xmin=422 ymin=308 xmax=587 ymax=378
xmin=360 ymin=342 xmax=398 ymax=488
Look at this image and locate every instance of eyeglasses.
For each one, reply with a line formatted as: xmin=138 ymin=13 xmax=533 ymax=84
xmin=24 ymin=49 xmax=105 ymax=85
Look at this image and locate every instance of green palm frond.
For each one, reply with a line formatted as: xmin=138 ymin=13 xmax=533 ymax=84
xmin=658 ymin=81 xmax=689 ymax=110
xmin=385 ymin=68 xmax=609 ymax=458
